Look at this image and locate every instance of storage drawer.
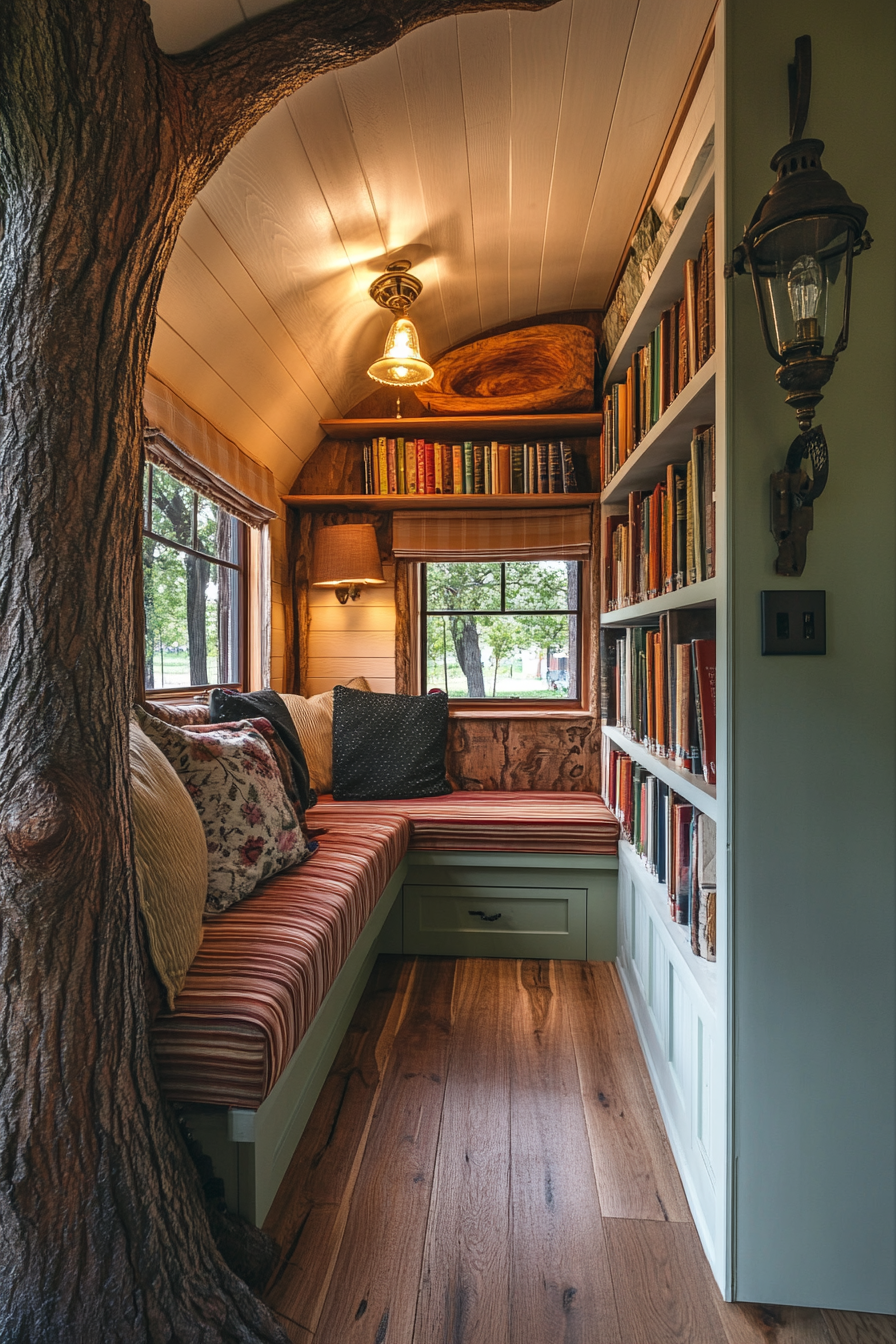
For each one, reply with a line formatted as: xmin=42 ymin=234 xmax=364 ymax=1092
xmin=403 ymin=882 xmax=587 ymax=958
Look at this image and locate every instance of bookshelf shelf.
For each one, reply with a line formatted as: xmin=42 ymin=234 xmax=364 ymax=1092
xmin=600 ymin=355 xmax=716 ymax=506
xmin=282 ymin=492 xmax=601 ymax=511
xmin=618 ymin=838 xmax=717 ymax=1012
xmin=603 ymin=153 xmax=716 ymax=387
xmin=318 ymin=412 xmax=603 ymax=440
xmin=600 ymin=576 xmax=719 ymax=626
xmin=602 ymin=723 xmax=717 ymax=819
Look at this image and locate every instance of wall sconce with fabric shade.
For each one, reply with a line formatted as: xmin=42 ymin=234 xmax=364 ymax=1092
xmin=366 ymin=260 xmax=434 ymax=388
xmin=312 ymin=524 xmax=385 ymax=604
xmin=725 ymin=35 xmax=872 ymax=576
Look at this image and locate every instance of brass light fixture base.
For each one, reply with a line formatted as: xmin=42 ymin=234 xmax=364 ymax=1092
xmin=368 ymin=260 xmax=423 ymax=315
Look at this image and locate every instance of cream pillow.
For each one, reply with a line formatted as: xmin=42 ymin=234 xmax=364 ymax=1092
xmin=129 ymin=717 xmax=207 ymax=1009
xmin=281 ymin=677 xmax=371 ymax=794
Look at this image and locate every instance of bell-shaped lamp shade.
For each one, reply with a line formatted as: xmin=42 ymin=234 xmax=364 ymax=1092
xmin=367 ymin=317 xmax=434 ymax=386
xmin=312 ymin=524 xmax=385 ymax=602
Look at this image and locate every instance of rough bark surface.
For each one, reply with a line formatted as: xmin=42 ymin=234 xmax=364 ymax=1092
xmin=0 ymin=0 xmax=557 ymax=1340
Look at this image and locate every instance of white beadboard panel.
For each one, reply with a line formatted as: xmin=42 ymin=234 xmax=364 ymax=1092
xmin=572 ymin=0 xmax=717 ymax=308
xmin=305 ymin=601 xmax=397 ymax=632
xmin=306 ymin=656 xmax=396 ymax=682
xmin=306 ymin=629 xmax=395 ymax=660
xmin=157 ymin=240 xmax=326 ymax=461
xmin=177 ymin=204 xmax=339 ymax=421
xmin=397 ymin=19 xmax=481 ymax=349
xmin=456 ymin=10 xmax=512 ymax=330
xmin=305 ymin=675 xmax=396 ymax=697
xmin=507 ymin=2 xmax=572 ymax=321
xmin=537 ymin=0 xmax=639 ymax=314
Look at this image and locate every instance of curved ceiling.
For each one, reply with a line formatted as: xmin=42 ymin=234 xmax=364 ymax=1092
xmin=148 ymin=0 xmax=715 ymax=491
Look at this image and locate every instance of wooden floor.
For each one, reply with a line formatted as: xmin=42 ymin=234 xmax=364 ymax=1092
xmin=263 ymin=956 xmax=895 ymax=1344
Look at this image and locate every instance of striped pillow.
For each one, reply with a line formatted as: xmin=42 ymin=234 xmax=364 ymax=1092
xmin=280 ymin=677 xmax=371 ymax=794
xmin=129 ymin=717 xmax=207 ymax=1009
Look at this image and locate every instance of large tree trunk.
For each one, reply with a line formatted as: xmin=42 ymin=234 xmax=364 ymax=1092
xmin=0 ymin=0 xmax=556 ymax=1338
xmin=451 ymin=616 xmax=487 ymax=697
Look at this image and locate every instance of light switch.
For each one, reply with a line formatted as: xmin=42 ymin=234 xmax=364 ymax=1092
xmin=761 ymin=590 xmax=826 ymax=655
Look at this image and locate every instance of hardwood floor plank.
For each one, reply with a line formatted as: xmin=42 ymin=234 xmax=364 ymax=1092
xmin=509 ymin=959 xmax=621 ymax=1344
xmin=716 ymin=1301 xmax=837 ymax=1343
xmin=313 ymin=956 xmax=457 ymax=1344
xmin=821 ymin=1311 xmax=896 ymax=1344
xmin=604 ymin=1218 xmax=727 ymax=1344
xmin=560 ymin=959 xmax=691 ymax=1222
xmin=265 ymin=955 xmax=415 ymax=1329
xmin=413 ymin=958 xmax=514 ymax=1344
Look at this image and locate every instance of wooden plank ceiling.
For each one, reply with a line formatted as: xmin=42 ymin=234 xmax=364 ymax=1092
xmin=148 ymin=0 xmax=715 ymax=490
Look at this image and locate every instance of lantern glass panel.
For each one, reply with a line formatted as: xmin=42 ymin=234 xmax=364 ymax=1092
xmin=752 ymin=217 xmax=853 ymax=358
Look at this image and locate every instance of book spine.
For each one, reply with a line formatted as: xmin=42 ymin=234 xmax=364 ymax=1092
xmin=416 ymin=438 xmax=426 ymax=495
xmin=483 ymin=442 xmax=491 ymax=494
xmin=396 ymin=437 xmax=406 ymax=494
xmin=693 ymin=639 xmax=717 ymax=785
xmin=490 ymin=442 xmax=499 ymax=494
xmin=463 ymin=441 xmax=474 ymax=495
xmin=441 ymin=443 xmax=453 ymax=496
xmin=424 ymin=442 xmax=436 ymax=495
xmin=472 ymin=443 xmax=485 ymax=494
xmin=548 ymin=442 xmax=563 ymax=494
xmin=536 ymin=442 xmax=549 ymax=494
xmin=433 ymin=441 xmax=443 ymax=495
xmin=510 ymin=445 xmax=524 ymax=493
xmin=452 ymin=444 xmax=463 ymax=494
xmin=405 ymin=439 xmax=417 ymax=494
xmin=363 ymin=442 xmax=372 ymax=495
xmin=498 ymin=443 xmax=511 ymax=494
xmin=377 ymin=436 xmax=388 ymax=495
xmin=561 ymin=441 xmax=577 ymax=493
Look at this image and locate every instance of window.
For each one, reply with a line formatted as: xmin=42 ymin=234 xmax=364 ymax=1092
xmin=142 ymin=464 xmax=245 ymax=692
xmin=421 ymin=560 xmax=581 ymax=701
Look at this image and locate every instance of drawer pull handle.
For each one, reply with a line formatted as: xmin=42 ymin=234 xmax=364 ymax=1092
xmin=468 ymin=909 xmax=502 ymax=922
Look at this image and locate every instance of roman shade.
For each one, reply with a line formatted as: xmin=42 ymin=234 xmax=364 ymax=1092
xmin=143 ymin=373 xmax=280 ymax=528
xmin=391 ymin=507 xmax=592 ymax=560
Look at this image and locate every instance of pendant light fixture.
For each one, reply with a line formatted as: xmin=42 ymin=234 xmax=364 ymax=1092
xmin=366 ymin=260 xmax=434 ymax=388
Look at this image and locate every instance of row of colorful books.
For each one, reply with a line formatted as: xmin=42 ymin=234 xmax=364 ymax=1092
xmin=601 ymin=611 xmax=716 ymax=785
xmin=361 ymin=438 xmax=579 ymax=496
xmin=603 ymin=426 xmax=715 ymax=608
xmin=604 ymin=745 xmax=716 ymax=961
xmin=600 ymin=213 xmax=715 ymax=488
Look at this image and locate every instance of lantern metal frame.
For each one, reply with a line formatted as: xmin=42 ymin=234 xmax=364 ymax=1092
xmin=725 ymin=35 xmax=872 ymax=576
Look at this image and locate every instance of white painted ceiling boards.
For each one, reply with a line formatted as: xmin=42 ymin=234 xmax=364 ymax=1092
xmin=148 ymin=0 xmax=715 ymax=490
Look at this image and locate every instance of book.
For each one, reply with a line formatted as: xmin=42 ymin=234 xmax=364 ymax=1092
xmin=416 ymin=438 xmax=426 ymax=495
xmin=483 ymin=442 xmax=491 ymax=494
xmin=490 ymin=442 xmax=499 ymax=494
xmin=674 ymin=802 xmax=694 ymax=924
xmin=463 ymin=441 xmax=474 ymax=495
xmin=527 ymin=442 xmax=537 ymax=494
xmin=441 ymin=442 xmax=453 ymax=495
xmin=386 ymin=439 xmax=398 ymax=494
xmin=692 ymin=639 xmax=716 ymax=785
xmin=424 ymin=441 xmax=436 ymax=495
xmin=498 ymin=443 xmax=511 ymax=494
xmin=433 ymin=441 xmax=443 ymax=494
xmin=377 ymin=436 xmax=388 ymax=495
xmin=561 ymin=442 xmax=577 ymax=493
xmin=452 ymin=444 xmax=463 ymax=494
xmin=548 ymin=442 xmax=564 ymax=494
xmin=405 ymin=439 xmax=417 ymax=494
xmin=473 ymin=443 xmax=485 ymax=494
xmin=510 ymin=445 xmax=524 ymax=493
xmin=396 ymin=437 xmax=406 ymax=494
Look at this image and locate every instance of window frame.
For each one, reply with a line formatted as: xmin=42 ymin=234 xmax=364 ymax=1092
xmin=141 ymin=462 xmax=249 ymax=699
xmin=418 ymin=558 xmax=589 ymax=711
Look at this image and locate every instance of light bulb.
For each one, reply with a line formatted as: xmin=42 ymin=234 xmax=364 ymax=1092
xmin=787 ymin=254 xmax=824 ymax=343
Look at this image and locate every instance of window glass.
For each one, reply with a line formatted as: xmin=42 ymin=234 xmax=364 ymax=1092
xmin=423 ymin=560 xmax=580 ymax=700
xmin=142 ymin=464 xmax=243 ymax=691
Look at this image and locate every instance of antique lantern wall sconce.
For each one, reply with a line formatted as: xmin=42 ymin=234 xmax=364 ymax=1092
xmin=725 ymin=35 xmax=871 ymax=575
xmin=366 ymin=260 xmax=434 ymax=418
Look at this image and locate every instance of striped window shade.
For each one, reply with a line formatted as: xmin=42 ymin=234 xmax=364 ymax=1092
xmin=143 ymin=373 xmax=279 ymax=528
xmin=392 ymin=508 xmax=592 ymax=560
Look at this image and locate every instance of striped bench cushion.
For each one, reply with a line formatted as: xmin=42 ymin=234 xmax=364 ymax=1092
xmin=314 ymin=791 xmax=620 ymax=855
xmin=151 ymin=808 xmax=409 ymax=1109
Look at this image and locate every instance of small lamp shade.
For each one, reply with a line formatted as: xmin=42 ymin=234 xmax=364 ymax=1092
xmin=367 ymin=317 xmax=434 ymax=386
xmin=312 ymin=524 xmax=385 ymax=595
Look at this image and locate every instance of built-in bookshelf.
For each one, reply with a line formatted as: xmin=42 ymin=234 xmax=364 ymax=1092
xmin=599 ymin=107 xmax=726 ymax=1285
xmin=282 ymin=492 xmax=600 ymax=511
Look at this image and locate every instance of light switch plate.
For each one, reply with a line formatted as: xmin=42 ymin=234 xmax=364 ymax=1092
xmin=761 ymin=590 xmax=826 ymax=655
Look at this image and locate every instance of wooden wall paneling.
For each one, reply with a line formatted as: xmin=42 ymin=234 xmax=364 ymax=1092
xmin=603 ymin=1219 xmax=726 ymax=1344
xmin=196 ymin=101 xmax=371 ymax=414
xmin=177 ymin=203 xmax=339 ymax=422
xmin=304 ymin=518 xmax=396 ymax=694
xmin=571 ymin=0 xmax=717 ymax=308
xmin=456 ymin=11 xmax=512 ymax=328
xmin=336 ymin=47 xmax=452 ymax=362
xmin=311 ymin=957 xmax=456 ymax=1344
xmin=147 ymin=325 xmax=305 ymax=494
xmin=398 ymin=20 xmax=482 ymax=349
xmin=446 ymin=716 xmax=598 ymax=792
xmin=509 ymin=960 xmax=620 ymax=1343
xmin=537 ymin=0 xmax=640 ymax=314
xmin=507 ymin=2 xmax=573 ymax=321
xmin=157 ymin=241 xmax=321 ymax=469
xmin=413 ymin=959 xmax=513 ymax=1344
xmin=264 ymin=957 xmax=415 ymax=1332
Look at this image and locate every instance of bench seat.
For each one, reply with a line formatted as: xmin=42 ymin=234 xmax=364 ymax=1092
xmin=152 ymin=807 xmax=409 ymax=1109
xmin=313 ymin=789 xmax=620 ymax=854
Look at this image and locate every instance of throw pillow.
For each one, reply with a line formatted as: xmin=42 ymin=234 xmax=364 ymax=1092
xmin=209 ymin=688 xmax=315 ymax=813
xmin=332 ymin=686 xmax=452 ymax=801
xmin=280 ymin=676 xmax=371 ymax=794
xmin=141 ymin=701 xmax=210 ymax=728
xmin=129 ymin=717 xmax=207 ymax=1009
xmin=135 ymin=707 xmax=312 ymax=913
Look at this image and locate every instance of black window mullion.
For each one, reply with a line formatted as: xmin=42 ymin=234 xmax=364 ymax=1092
xmin=500 ymin=562 xmax=506 ymax=613
xmin=191 ymin=492 xmax=198 ymax=551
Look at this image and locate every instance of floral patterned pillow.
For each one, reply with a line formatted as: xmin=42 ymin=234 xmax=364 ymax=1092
xmin=135 ymin=707 xmax=313 ymax=913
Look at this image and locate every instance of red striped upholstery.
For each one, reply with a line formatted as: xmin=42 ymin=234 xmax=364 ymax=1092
xmin=314 ymin=791 xmax=620 ymax=855
xmin=151 ymin=808 xmax=409 ymax=1109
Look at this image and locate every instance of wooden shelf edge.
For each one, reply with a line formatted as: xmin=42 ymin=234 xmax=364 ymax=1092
xmin=601 ymin=723 xmax=717 ymax=817
xmin=318 ymin=412 xmax=603 ymax=440
xmin=282 ymin=493 xmax=602 ymax=510
xmin=600 ymin=576 xmax=719 ymax=625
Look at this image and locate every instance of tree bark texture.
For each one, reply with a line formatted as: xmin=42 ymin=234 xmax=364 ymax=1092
xmin=0 ymin=0 xmax=558 ymax=1339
